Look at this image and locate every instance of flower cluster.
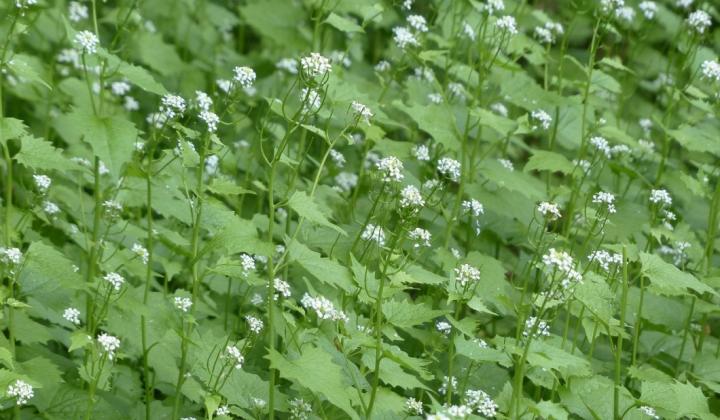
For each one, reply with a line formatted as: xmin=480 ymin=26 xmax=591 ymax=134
xmin=174 ymin=296 xmax=193 ymax=312
xmin=400 ymin=185 xmax=425 ymax=210
xmin=300 ymin=53 xmax=332 ymax=79
xmin=361 ymin=224 xmax=386 ymax=246
xmin=454 ymin=263 xmax=481 ymax=287
xmin=537 ymin=202 xmax=562 ymax=220
xmin=300 ymin=293 xmax=349 ymax=322
xmin=530 ymin=109 xmax=552 ymax=130
xmin=98 ymin=332 xmax=121 ymax=360
xmin=523 ymin=316 xmax=550 ymax=338
xmin=588 ymin=250 xmax=623 ymax=272
xmin=408 ymin=228 xmax=432 ymax=248
xmin=74 ymin=30 xmax=99 ymax=54
xmin=63 ymin=307 xmax=81 ymax=324
xmin=104 ymin=272 xmax=125 ymax=291
xmin=592 ymin=191 xmax=617 ymax=214
xmin=246 ymin=315 xmax=264 ymax=334
xmin=225 ymin=345 xmax=244 ymax=369
xmin=7 ymin=379 xmax=34 ymax=406
xmin=376 ymin=156 xmax=404 ymax=182
xmin=437 ymin=157 xmax=461 ymax=182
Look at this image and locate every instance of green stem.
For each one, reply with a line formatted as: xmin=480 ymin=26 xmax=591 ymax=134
xmin=141 ymin=153 xmax=155 ymax=419
xmin=614 ymin=247 xmax=629 ymax=420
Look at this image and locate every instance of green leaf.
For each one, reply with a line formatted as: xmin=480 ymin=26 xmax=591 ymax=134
xmin=69 ymin=331 xmax=93 ymax=352
xmin=0 ymin=118 xmax=27 ymax=142
xmin=288 ymin=191 xmax=346 ymax=235
xmin=266 ymin=346 xmax=359 ymax=420
xmin=15 ymin=135 xmax=77 ymax=171
xmin=382 ymin=300 xmax=446 ymax=328
xmin=7 ymin=54 xmax=51 ymax=89
xmin=54 ymin=109 xmax=139 ymax=178
xmin=524 ymin=150 xmax=574 ymax=174
xmin=393 ymin=100 xmax=459 ymax=151
xmin=207 ymin=177 xmax=255 ymax=195
xmin=670 ymin=120 xmax=720 ymax=156
xmin=287 ymin=240 xmax=355 ymax=292
xmin=640 ymin=252 xmax=717 ymax=297
xmin=99 ymin=51 xmax=167 ymax=95
xmin=640 ymin=381 xmax=712 ymax=419
xmin=19 ymin=242 xmax=83 ymax=294
xmin=325 ymin=13 xmax=364 ymax=33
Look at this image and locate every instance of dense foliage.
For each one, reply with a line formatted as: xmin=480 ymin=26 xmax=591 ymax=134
xmin=1 ymin=0 xmax=720 ymax=419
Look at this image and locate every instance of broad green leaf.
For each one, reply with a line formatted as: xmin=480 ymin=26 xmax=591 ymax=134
xmin=288 ymin=191 xmax=346 ymax=235
xmin=393 ymin=100 xmax=459 ymax=151
xmin=640 ymin=252 xmax=717 ymax=297
xmin=524 ymin=150 xmax=574 ymax=174
xmin=266 ymin=346 xmax=359 ymax=419
xmin=640 ymin=381 xmax=712 ymax=419
xmin=325 ymin=13 xmax=364 ymax=33
xmin=382 ymin=300 xmax=446 ymax=328
xmin=15 ymin=136 xmax=77 ymax=171
xmin=7 ymin=54 xmax=51 ymax=89
xmin=287 ymin=240 xmax=355 ymax=292
xmin=54 ymin=109 xmax=139 ymax=178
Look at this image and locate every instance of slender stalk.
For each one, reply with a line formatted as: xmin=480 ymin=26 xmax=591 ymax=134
xmin=141 ymin=151 xmax=155 ymax=419
xmin=614 ymin=247 xmax=629 ymax=420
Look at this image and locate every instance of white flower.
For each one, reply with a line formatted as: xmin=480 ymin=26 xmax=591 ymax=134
xmin=639 ymin=1 xmax=657 ymax=19
xmin=590 ymin=136 xmax=612 ymax=158
xmin=199 ymin=110 xmax=219 ymax=132
xmin=124 ymin=96 xmax=139 ymax=111
xmin=102 ymin=200 xmax=123 ymax=217
xmin=455 ymin=263 xmax=481 ymax=287
xmin=615 ymin=6 xmax=636 ymax=22
xmin=701 ymin=60 xmax=720 ymax=83
xmin=131 ymin=243 xmax=149 ymax=264
xmin=7 ymin=380 xmax=33 ymax=405
xmin=523 ymin=316 xmax=550 ymax=338
xmin=74 ymin=30 xmax=99 ymax=54
xmin=97 ymin=332 xmax=121 ymax=359
xmin=329 ymin=149 xmax=345 ymax=168
xmin=465 ymin=389 xmax=498 ymax=417
xmin=437 ymin=157 xmax=461 ymax=182
xmin=649 ymin=189 xmax=672 ymax=206
xmin=104 ymin=272 xmax=125 ymax=291
xmin=448 ymin=82 xmax=465 ymax=101
xmin=374 ymin=60 xmax=391 ymax=72
xmin=400 ymin=185 xmax=425 ymax=209
xmin=490 ymin=102 xmax=508 ymax=117
xmin=676 ymin=0 xmax=693 ymax=8
xmin=495 ymin=16 xmax=518 ymax=35
xmin=361 ymin=224 xmax=386 ymax=246
xmin=588 ymin=250 xmax=623 ymax=272
xmin=531 ymin=110 xmax=552 ymax=130
xmin=484 ymin=0 xmax=505 ymax=15
xmin=195 ymin=91 xmax=213 ymax=111
xmin=300 ymin=87 xmax=322 ymax=113
xmin=300 ymin=293 xmax=349 ymax=322
xmin=408 ymin=228 xmax=431 ymax=248
xmin=402 ymin=0 xmax=414 ymax=10
xmin=43 ymin=201 xmax=60 ymax=215
xmin=376 ymin=156 xmax=404 ymax=182
xmin=436 ymin=321 xmax=452 ymax=336
xmin=0 ymin=247 xmax=23 ymax=266
xmin=439 ymin=376 xmax=458 ymax=395
xmin=69 ymin=2 xmax=89 ymax=22
xmin=110 ymin=81 xmax=131 ymax=96
xmin=393 ymin=26 xmax=419 ymax=49
xmin=33 ymin=174 xmax=52 ymax=193
xmin=217 ymin=79 xmax=232 ymax=93
xmin=351 ymin=101 xmax=373 ymax=123
xmin=498 ymin=158 xmax=514 ymax=171
xmin=240 ymin=254 xmax=256 ymax=276
xmin=405 ymin=397 xmax=424 ymax=415
xmin=412 ymin=144 xmax=431 ymax=161
xmin=160 ymin=94 xmax=186 ymax=119
xmin=462 ymin=199 xmax=484 ymax=217
xmin=290 ymin=398 xmax=312 ymax=419
xmin=428 ymin=93 xmax=443 ymax=104
xmin=246 ymin=315 xmax=264 ymax=334
xmin=276 ymin=58 xmax=299 ymax=74
xmin=272 ymin=278 xmax=292 ymax=300
xmin=174 ymin=296 xmax=192 ymax=312
xmin=334 ymin=172 xmax=358 ymax=192
xmin=63 ymin=307 xmax=81 ymax=324
xmin=534 ymin=21 xmax=564 ymax=44
xmin=639 ymin=405 xmax=659 ymax=419
xmin=537 ymin=202 xmax=562 ymax=220
xmin=216 ymin=405 xmax=230 ymax=416
xmin=407 ymin=15 xmax=429 ymax=33
xmin=687 ymin=10 xmax=711 ymax=34
xmin=462 ymin=22 xmax=476 ymax=40
xmin=300 ymin=53 xmax=332 ymax=79
xmin=16 ymin=0 xmax=38 ymax=9
xmin=233 ymin=66 xmax=256 ymax=88
xmin=225 ymin=345 xmax=244 ymax=369
xmin=203 ymin=155 xmax=219 ymax=176
xmin=592 ymin=191 xmax=617 ymax=214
